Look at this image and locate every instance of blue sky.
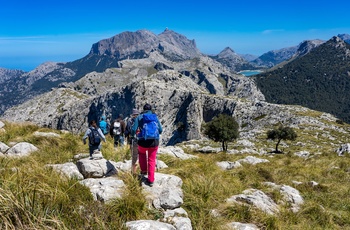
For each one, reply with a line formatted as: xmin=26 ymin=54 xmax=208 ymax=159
xmin=1 ymin=0 xmax=350 ymax=71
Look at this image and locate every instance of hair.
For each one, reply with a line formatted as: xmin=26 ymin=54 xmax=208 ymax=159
xmin=143 ymin=103 xmax=152 ymax=111
xmin=90 ymin=120 xmax=96 ymax=125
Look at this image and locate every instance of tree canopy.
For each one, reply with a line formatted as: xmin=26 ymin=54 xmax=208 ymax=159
xmin=203 ymin=114 xmax=239 ymax=151
xmin=267 ymin=125 xmax=297 ymax=153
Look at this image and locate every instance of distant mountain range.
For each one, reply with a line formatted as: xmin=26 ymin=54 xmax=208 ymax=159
xmin=1 ymin=29 xmax=350 ymax=125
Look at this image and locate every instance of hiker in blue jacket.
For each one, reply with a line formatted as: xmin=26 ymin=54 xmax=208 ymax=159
xmin=131 ymin=103 xmax=162 ymax=187
xmin=82 ymin=120 xmax=106 ymax=158
xmin=99 ymin=115 xmax=109 ymax=135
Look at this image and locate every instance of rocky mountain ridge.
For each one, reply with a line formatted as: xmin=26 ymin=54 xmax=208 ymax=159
xmin=0 ymin=29 xmax=203 ymax=115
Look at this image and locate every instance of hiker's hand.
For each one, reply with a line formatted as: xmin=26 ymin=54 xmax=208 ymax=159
xmin=83 ymin=140 xmax=86 ymax=145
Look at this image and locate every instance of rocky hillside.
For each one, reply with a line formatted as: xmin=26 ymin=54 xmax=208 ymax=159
xmin=1 ymin=53 xmax=265 ymax=145
xmin=254 ymin=36 xmax=350 ymax=123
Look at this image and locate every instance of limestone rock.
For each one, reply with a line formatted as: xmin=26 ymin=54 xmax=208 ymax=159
xmin=227 ymin=189 xmax=279 ymax=215
xmin=142 ymin=173 xmax=183 ymax=210
xmin=216 ymin=161 xmax=242 ymax=170
xmin=158 ymin=146 xmax=198 ymax=159
xmin=226 ymin=222 xmax=259 ymax=230
xmin=6 ymin=142 xmax=38 ymax=157
xmin=336 ymin=143 xmax=350 ymax=156
xmin=47 ymin=162 xmax=84 ymax=180
xmin=237 ymin=156 xmax=269 ymax=165
xmin=76 ymin=158 xmax=118 ymax=178
xmin=126 ymin=220 xmax=176 ymax=230
xmin=0 ymin=142 xmax=10 ymax=153
xmin=33 ymin=131 xmax=61 ymax=138
xmin=79 ymin=177 xmax=125 ymax=202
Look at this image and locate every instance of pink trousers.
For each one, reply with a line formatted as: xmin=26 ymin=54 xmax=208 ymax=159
xmin=138 ymin=146 xmax=158 ymax=183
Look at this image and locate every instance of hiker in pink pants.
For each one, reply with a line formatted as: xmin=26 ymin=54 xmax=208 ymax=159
xmin=131 ymin=103 xmax=163 ymax=187
xmin=138 ymin=146 xmax=158 ymax=185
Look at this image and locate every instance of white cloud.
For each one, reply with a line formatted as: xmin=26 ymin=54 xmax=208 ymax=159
xmin=262 ymin=29 xmax=285 ymax=35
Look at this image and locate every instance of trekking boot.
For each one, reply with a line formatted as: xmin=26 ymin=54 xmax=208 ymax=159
xmin=137 ymin=173 xmax=147 ymax=181
xmin=145 ymin=179 xmax=154 ymax=187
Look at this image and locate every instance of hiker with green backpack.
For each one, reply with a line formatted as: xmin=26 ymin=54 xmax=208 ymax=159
xmin=82 ymin=120 xmax=106 ymax=159
xmin=131 ymin=103 xmax=163 ymax=187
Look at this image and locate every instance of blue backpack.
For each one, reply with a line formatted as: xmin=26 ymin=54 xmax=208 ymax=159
xmin=89 ymin=128 xmax=101 ymax=146
xmin=138 ymin=113 xmax=160 ymax=140
xmin=99 ymin=120 xmax=108 ymax=135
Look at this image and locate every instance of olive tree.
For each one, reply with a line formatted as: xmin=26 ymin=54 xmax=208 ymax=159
xmin=267 ymin=125 xmax=297 ymax=153
xmin=203 ymin=114 xmax=239 ymax=151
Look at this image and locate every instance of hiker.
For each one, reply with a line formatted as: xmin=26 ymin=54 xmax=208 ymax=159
xmin=125 ymin=108 xmax=140 ymax=175
xmin=131 ymin=103 xmax=163 ymax=187
xmin=82 ymin=120 xmax=106 ymax=158
xmin=110 ymin=114 xmax=126 ymax=147
xmin=99 ymin=115 xmax=109 ymax=135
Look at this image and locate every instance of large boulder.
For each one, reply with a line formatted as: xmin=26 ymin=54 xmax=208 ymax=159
xmin=6 ymin=142 xmax=38 ymax=157
xmin=76 ymin=158 xmax=118 ymax=178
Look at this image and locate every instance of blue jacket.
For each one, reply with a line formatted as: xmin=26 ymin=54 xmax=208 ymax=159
xmin=131 ymin=110 xmax=163 ymax=147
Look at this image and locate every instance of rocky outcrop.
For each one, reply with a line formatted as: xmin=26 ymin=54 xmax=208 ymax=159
xmin=292 ymin=39 xmax=325 ymax=58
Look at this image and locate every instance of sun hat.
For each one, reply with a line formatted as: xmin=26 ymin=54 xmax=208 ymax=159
xmin=132 ymin=108 xmax=140 ymax=115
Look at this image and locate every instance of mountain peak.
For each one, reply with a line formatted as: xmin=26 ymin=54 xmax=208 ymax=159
xmin=217 ymin=47 xmax=237 ymax=58
xmin=294 ymin=39 xmax=325 ymax=57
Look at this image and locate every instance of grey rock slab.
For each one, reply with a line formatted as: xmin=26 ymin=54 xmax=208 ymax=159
xmin=47 ymin=162 xmax=84 ymax=180
xmin=6 ymin=142 xmax=38 ymax=157
xmin=226 ymin=222 xmax=259 ymax=230
xmin=216 ymin=161 xmax=242 ymax=170
xmin=158 ymin=146 xmax=198 ymax=160
xmin=227 ymin=189 xmax=279 ymax=215
xmin=142 ymin=173 xmax=184 ymax=210
xmin=76 ymin=158 xmax=118 ymax=178
xmin=33 ymin=131 xmax=61 ymax=138
xmin=237 ymin=156 xmax=269 ymax=165
xmin=0 ymin=142 xmax=10 ymax=153
xmin=126 ymin=220 xmax=176 ymax=230
xmin=79 ymin=177 xmax=125 ymax=203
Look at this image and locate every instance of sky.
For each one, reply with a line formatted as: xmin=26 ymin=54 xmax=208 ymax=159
xmin=1 ymin=0 xmax=350 ymax=71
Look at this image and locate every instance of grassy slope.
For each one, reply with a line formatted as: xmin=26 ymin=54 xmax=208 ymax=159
xmin=0 ymin=121 xmax=350 ymax=229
